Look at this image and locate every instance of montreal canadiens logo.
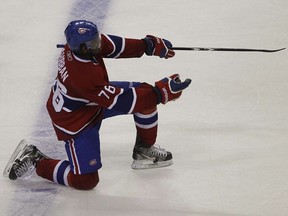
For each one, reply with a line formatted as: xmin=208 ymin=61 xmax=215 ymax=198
xmin=89 ymin=159 xmax=97 ymax=166
xmin=78 ymin=28 xmax=90 ymax=34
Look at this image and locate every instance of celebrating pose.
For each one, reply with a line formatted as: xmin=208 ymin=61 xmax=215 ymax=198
xmin=5 ymin=20 xmax=191 ymax=190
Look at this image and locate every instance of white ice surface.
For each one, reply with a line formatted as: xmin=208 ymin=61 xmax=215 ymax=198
xmin=1 ymin=0 xmax=288 ymax=216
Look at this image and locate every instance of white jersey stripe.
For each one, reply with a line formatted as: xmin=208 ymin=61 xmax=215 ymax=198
xmin=128 ymin=87 xmax=137 ymax=114
xmin=53 ymin=160 xmax=65 ymax=184
xmin=53 ymin=109 xmax=101 ymax=135
xmin=135 ymin=121 xmax=158 ymax=129
xmin=63 ymin=166 xmax=71 ymax=187
xmin=134 ymin=110 xmax=157 ymax=118
xmin=113 ymin=38 xmax=125 ymax=59
xmin=108 ymin=88 xmax=124 ymax=110
xmin=69 ymin=140 xmax=81 ymax=175
xmin=103 ymin=34 xmax=116 ymax=56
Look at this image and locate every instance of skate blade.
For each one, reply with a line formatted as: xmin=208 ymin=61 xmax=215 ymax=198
xmin=3 ymin=139 xmax=28 ymax=177
xmin=131 ymin=159 xmax=173 ymax=170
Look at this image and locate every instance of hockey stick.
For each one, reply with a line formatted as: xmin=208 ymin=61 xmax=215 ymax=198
xmin=171 ymin=47 xmax=286 ymax=53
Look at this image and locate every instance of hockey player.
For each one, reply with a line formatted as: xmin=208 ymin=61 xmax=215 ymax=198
xmin=5 ymin=20 xmax=191 ymax=190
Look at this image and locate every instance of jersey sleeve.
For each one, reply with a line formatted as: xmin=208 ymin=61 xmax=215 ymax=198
xmin=108 ymin=82 xmax=159 ymax=113
xmin=100 ymin=34 xmax=146 ymax=59
xmin=82 ymin=81 xmax=158 ymax=114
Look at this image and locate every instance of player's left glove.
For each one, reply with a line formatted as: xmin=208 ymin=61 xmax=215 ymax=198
xmin=154 ymin=74 xmax=191 ymax=104
xmin=142 ymin=35 xmax=175 ymax=59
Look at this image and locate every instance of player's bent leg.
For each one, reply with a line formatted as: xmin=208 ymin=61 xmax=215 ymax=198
xmin=133 ymin=107 xmax=158 ymax=145
xmin=68 ymin=172 xmax=99 ymax=190
xmin=36 ymin=158 xmax=99 ymax=190
xmin=132 ymin=108 xmax=173 ymax=169
xmin=3 ymin=141 xmax=98 ymax=190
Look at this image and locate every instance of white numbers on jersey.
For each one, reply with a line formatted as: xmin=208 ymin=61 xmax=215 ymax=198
xmin=52 ymin=79 xmax=67 ymax=112
xmin=98 ymin=85 xmax=116 ymax=99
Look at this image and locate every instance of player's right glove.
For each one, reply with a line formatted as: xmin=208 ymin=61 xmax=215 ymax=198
xmin=154 ymin=74 xmax=191 ymax=104
xmin=142 ymin=35 xmax=175 ymax=59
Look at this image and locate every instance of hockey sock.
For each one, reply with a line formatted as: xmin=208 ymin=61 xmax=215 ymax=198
xmin=134 ymin=109 xmax=158 ymax=145
xmin=36 ymin=159 xmax=99 ymax=190
xmin=36 ymin=159 xmax=71 ymax=187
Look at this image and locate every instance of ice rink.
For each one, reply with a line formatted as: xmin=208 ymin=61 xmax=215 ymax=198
xmin=1 ymin=0 xmax=288 ymax=215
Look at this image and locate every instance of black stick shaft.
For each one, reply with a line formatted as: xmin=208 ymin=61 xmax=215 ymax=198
xmin=171 ymin=47 xmax=286 ymax=53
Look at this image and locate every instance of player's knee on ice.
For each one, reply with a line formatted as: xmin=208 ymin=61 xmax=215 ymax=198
xmin=69 ymin=172 xmax=99 ymax=190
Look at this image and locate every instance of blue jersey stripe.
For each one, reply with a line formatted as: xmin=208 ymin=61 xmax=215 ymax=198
xmin=56 ymin=160 xmax=70 ymax=186
xmin=105 ymin=35 xmax=124 ymax=58
xmin=133 ymin=112 xmax=158 ymax=126
xmin=62 ymin=95 xmax=90 ymax=112
xmin=108 ymin=81 xmax=141 ymax=113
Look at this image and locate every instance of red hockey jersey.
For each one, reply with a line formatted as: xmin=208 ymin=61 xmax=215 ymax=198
xmin=46 ymin=34 xmax=158 ymax=140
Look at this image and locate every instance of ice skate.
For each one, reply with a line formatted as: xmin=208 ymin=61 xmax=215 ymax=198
xmin=131 ymin=137 xmax=173 ymax=169
xmin=3 ymin=140 xmax=48 ymax=180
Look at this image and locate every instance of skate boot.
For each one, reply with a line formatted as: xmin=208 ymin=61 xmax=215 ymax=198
xmin=3 ymin=140 xmax=48 ymax=180
xmin=131 ymin=136 xmax=173 ymax=169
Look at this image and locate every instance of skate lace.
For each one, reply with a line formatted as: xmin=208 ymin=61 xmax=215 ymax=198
xmin=149 ymin=145 xmax=167 ymax=158
xmin=14 ymin=159 xmax=34 ymax=178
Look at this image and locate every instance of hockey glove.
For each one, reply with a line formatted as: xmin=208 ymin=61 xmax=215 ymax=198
xmin=143 ymin=35 xmax=175 ymax=59
xmin=154 ymin=74 xmax=191 ymax=104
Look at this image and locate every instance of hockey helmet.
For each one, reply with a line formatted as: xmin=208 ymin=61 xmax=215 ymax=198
xmin=64 ymin=20 xmax=100 ymax=52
